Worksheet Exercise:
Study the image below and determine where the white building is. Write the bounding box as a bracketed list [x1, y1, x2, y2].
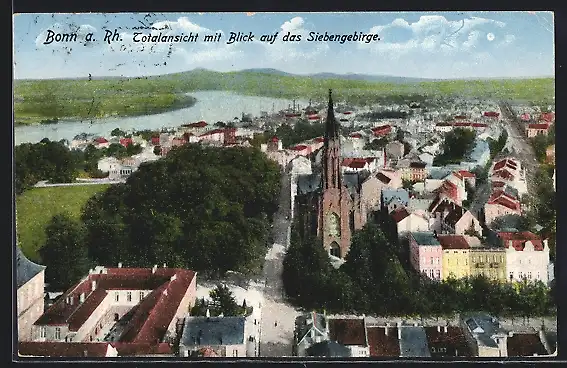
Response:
[498, 231, 551, 284]
[17, 247, 46, 342]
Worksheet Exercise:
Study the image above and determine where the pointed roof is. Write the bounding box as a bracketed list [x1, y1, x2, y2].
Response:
[325, 89, 340, 140]
[16, 247, 45, 289]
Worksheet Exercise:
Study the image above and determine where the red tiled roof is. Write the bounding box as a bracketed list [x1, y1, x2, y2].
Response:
[291, 145, 308, 151]
[424, 327, 472, 357]
[487, 191, 521, 211]
[452, 171, 464, 180]
[493, 159, 518, 171]
[497, 231, 545, 251]
[484, 111, 500, 117]
[410, 161, 427, 169]
[436, 123, 452, 127]
[437, 235, 470, 250]
[454, 115, 466, 119]
[343, 111, 352, 115]
[95, 137, 108, 144]
[350, 133, 363, 138]
[520, 113, 531, 121]
[308, 115, 320, 120]
[329, 319, 367, 346]
[372, 125, 392, 136]
[314, 137, 325, 143]
[199, 129, 225, 137]
[18, 342, 111, 357]
[349, 161, 367, 169]
[184, 121, 208, 128]
[506, 333, 548, 356]
[391, 207, 410, 223]
[539, 112, 555, 123]
[471, 123, 488, 128]
[111, 342, 173, 356]
[453, 122, 471, 127]
[437, 180, 459, 202]
[367, 327, 400, 357]
[492, 181, 506, 188]
[119, 138, 133, 147]
[151, 137, 160, 145]
[493, 169, 515, 180]
[458, 170, 475, 178]
[271, 136, 279, 142]
[527, 123, 549, 130]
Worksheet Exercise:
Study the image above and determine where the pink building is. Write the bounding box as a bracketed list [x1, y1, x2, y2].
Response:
[409, 232, 443, 280]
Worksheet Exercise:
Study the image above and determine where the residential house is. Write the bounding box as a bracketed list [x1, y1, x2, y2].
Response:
[483, 111, 501, 121]
[399, 324, 431, 357]
[391, 208, 430, 239]
[119, 138, 133, 147]
[435, 122, 453, 133]
[17, 247, 46, 342]
[408, 161, 427, 181]
[93, 137, 110, 149]
[32, 265, 197, 347]
[179, 121, 209, 136]
[418, 152, 434, 167]
[484, 191, 522, 226]
[409, 232, 443, 280]
[442, 206, 483, 237]
[506, 331, 549, 357]
[385, 141, 405, 159]
[489, 158, 527, 196]
[497, 231, 550, 284]
[371, 125, 392, 137]
[526, 123, 550, 138]
[413, 179, 444, 195]
[342, 158, 376, 174]
[382, 189, 410, 214]
[265, 136, 283, 152]
[424, 326, 472, 357]
[328, 318, 370, 357]
[366, 324, 401, 357]
[457, 170, 476, 188]
[293, 312, 329, 357]
[461, 314, 508, 357]
[435, 180, 461, 205]
[539, 112, 555, 124]
[178, 316, 256, 357]
[18, 342, 119, 357]
[443, 173, 467, 203]
[305, 341, 351, 357]
[428, 196, 459, 233]
[469, 246, 507, 282]
[289, 144, 311, 157]
[359, 169, 403, 220]
[437, 235, 470, 280]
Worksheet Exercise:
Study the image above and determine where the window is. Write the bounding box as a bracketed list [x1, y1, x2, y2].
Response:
[509, 272, 514, 281]
[448, 258, 451, 265]
[430, 257, 434, 265]
[436, 257, 440, 265]
[40, 327, 46, 339]
[233, 349, 238, 357]
[456, 259, 459, 265]
[436, 270, 441, 279]
[55, 327, 61, 340]
[115, 292, 119, 302]
[528, 272, 532, 279]
[127, 292, 132, 302]
[139, 291, 145, 301]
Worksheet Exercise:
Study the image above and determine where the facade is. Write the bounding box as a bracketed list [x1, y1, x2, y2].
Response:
[497, 231, 550, 284]
[437, 235, 471, 280]
[19, 342, 119, 357]
[526, 123, 549, 138]
[442, 206, 483, 237]
[484, 191, 522, 226]
[424, 326, 472, 357]
[17, 247, 46, 342]
[469, 247, 506, 282]
[461, 314, 508, 357]
[31, 266, 197, 348]
[178, 316, 255, 357]
[392, 208, 430, 239]
[360, 169, 403, 221]
[409, 232, 443, 280]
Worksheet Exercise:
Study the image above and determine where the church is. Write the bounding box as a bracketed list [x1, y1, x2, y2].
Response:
[294, 90, 367, 259]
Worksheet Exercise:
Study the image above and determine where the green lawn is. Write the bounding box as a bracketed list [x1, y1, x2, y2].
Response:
[15, 185, 110, 262]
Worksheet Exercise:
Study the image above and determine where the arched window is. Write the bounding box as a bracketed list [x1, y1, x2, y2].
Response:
[330, 242, 341, 258]
[114, 313, 119, 322]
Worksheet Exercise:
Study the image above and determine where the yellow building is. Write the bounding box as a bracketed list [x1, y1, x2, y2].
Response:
[438, 235, 471, 280]
[469, 247, 506, 282]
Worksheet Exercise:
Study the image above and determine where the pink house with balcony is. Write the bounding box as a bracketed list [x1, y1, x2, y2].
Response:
[409, 232, 443, 280]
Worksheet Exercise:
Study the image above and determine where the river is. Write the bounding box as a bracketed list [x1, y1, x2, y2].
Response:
[14, 91, 308, 145]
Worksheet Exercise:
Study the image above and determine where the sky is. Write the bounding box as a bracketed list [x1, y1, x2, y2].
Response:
[13, 12, 555, 80]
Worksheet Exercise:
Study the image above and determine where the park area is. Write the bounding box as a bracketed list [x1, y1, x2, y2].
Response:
[15, 184, 110, 262]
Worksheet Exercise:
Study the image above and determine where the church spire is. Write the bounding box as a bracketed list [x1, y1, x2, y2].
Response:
[325, 89, 339, 140]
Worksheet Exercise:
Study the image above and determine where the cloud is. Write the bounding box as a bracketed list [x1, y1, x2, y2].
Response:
[35, 23, 97, 48]
[499, 34, 516, 46]
[361, 15, 509, 56]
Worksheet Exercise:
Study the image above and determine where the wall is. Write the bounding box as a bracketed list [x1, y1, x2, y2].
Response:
[398, 214, 430, 238]
[165, 276, 197, 343]
[484, 203, 521, 226]
[443, 249, 470, 280]
[418, 245, 443, 280]
[18, 271, 45, 341]
[454, 212, 483, 237]
[469, 249, 506, 281]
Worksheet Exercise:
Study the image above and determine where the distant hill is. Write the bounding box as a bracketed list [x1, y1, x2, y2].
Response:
[238, 68, 435, 83]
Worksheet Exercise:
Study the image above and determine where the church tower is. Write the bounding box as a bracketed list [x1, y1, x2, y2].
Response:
[318, 89, 353, 258]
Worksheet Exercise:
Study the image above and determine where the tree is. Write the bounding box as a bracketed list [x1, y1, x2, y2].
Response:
[111, 128, 126, 137]
[209, 284, 241, 316]
[435, 128, 476, 165]
[39, 213, 91, 290]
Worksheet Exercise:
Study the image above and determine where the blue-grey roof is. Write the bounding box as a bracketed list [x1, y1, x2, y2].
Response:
[382, 189, 410, 207]
[462, 313, 505, 348]
[297, 173, 321, 195]
[16, 247, 45, 289]
[411, 232, 441, 246]
[399, 326, 431, 357]
[180, 316, 245, 347]
[306, 340, 351, 357]
[503, 185, 519, 199]
[468, 139, 490, 162]
[295, 312, 327, 344]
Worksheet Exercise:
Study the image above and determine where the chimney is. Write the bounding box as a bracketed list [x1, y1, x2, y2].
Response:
[91, 281, 97, 291]
[206, 308, 210, 318]
[444, 325, 448, 333]
[508, 331, 514, 338]
[385, 323, 389, 336]
[170, 274, 177, 281]
[163, 263, 167, 268]
[118, 262, 122, 268]
[397, 324, 402, 340]
[152, 265, 157, 274]
[437, 325, 441, 332]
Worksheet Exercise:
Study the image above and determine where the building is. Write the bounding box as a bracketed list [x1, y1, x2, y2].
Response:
[461, 314, 508, 357]
[382, 188, 410, 214]
[497, 231, 550, 284]
[437, 235, 470, 280]
[366, 324, 401, 357]
[385, 141, 405, 159]
[424, 326, 472, 357]
[178, 316, 255, 357]
[525, 123, 550, 138]
[546, 145, 555, 165]
[293, 312, 329, 357]
[18, 342, 119, 357]
[31, 266, 196, 349]
[469, 247, 507, 282]
[442, 206, 483, 237]
[17, 247, 46, 342]
[409, 232, 443, 280]
[328, 318, 370, 357]
[294, 90, 366, 259]
[359, 169, 403, 220]
[484, 191, 522, 226]
[506, 332, 549, 357]
[399, 324, 431, 357]
[306, 340, 351, 357]
[371, 125, 392, 137]
[391, 208, 430, 239]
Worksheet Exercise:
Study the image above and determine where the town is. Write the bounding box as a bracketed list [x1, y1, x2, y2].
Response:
[16, 88, 556, 359]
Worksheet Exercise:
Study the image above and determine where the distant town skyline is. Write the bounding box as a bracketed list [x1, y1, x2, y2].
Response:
[13, 12, 555, 80]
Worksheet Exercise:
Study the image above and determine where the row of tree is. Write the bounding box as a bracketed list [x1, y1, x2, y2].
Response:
[283, 222, 555, 318]
[487, 129, 509, 159]
[39, 144, 282, 290]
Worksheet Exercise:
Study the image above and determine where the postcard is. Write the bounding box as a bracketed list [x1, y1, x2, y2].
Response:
[14, 11, 556, 360]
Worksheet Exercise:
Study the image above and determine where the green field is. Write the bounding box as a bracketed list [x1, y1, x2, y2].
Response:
[15, 185, 110, 262]
[14, 69, 555, 125]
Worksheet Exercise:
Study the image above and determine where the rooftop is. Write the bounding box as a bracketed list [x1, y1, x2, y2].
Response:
[411, 232, 441, 246]
[399, 326, 431, 357]
[18, 342, 112, 357]
[16, 247, 45, 289]
[306, 340, 351, 357]
[329, 318, 367, 346]
[424, 326, 472, 357]
[506, 333, 548, 357]
[180, 316, 245, 347]
[437, 235, 470, 250]
[462, 313, 506, 348]
[367, 326, 400, 357]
